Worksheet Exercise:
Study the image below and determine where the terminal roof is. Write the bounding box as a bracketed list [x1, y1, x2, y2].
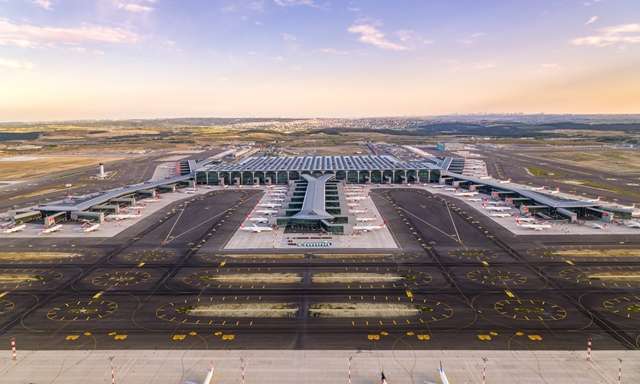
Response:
[291, 174, 334, 221]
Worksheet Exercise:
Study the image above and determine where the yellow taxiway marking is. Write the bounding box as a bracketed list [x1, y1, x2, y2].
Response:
[213, 331, 222, 336]
[565, 260, 575, 266]
[188, 331, 198, 336]
[138, 262, 145, 268]
[504, 290, 515, 298]
[367, 334, 380, 341]
[172, 334, 187, 341]
[0, 292, 8, 299]
[515, 331, 525, 336]
[481, 261, 490, 267]
[417, 334, 430, 341]
[83, 331, 92, 336]
[221, 334, 235, 341]
[114, 334, 127, 341]
[219, 261, 226, 267]
[478, 334, 492, 341]
[92, 291, 104, 299]
[528, 334, 543, 341]
[65, 335, 80, 341]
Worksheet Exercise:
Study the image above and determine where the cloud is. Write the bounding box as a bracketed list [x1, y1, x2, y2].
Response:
[458, 32, 486, 45]
[316, 47, 349, 55]
[273, 0, 316, 6]
[32, 0, 53, 10]
[347, 23, 407, 51]
[586, 16, 599, 25]
[395, 29, 434, 45]
[571, 23, 640, 47]
[0, 57, 34, 70]
[281, 32, 297, 42]
[0, 18, 140, 48]
[115, 0, 156, 13]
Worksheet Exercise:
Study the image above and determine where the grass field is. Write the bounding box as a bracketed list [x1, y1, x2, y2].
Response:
[0, 156, 122, 180]
[534, 150, 640, 175]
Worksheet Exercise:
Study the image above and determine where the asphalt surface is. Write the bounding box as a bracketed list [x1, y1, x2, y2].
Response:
[0, 187, 640, 350]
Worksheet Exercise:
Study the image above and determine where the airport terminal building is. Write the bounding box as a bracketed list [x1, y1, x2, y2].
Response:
[195, 155, 442, 185]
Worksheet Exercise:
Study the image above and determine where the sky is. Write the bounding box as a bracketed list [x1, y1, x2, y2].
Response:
[0, 0, 639, 121]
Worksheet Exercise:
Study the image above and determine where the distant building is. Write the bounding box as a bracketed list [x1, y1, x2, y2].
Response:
[436, 142, 465, 151]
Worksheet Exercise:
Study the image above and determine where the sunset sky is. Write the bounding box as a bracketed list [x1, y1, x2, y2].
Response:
[0, 0, 639, 121]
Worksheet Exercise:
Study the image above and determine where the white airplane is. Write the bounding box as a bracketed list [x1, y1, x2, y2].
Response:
[625, 221, 640, 229]
[530, 186, 545, 191]
[258, 203, 282, 208]
[127, 205, 146, 210]
[41, 224, 63, 234]
[489, 213, 511, 218]
[548, 187, 561, 194]
[444, 187, 456, 192]
[468, 198, 482, 202]
[438, 361, 450, 384]
[483, 205, 512, 212]
[431, 185, 446, 189]
[254, 209, 278, 215]
[516, 219, 551, 231]
[109, 213, 142, 221]
[3, 224, 26, 233]
[248, 216, 269, 223]
[240, 224, 273, 233]
[83, 223, 101, 233]
[585, 196, 602, 203]
[346, 196, 366, 201]
[591, 223, 607, 230]
[498, 179, 512, 184]
[349, 209, 367, 214]
[353, 224, 385, 232]
[516, 217, 536, 223]
[355, 217, 376, 222]
[455, 191, 478, 197]
[265, 198, 285, 202]
[143, 198, 160, 203]
[347, 203, 360, 208]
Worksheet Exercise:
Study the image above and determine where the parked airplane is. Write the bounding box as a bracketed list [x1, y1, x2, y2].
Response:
[498, 179, 512, 184]
[353, 224, 385, 232]
[248, 216, 269, 224]
[431, 185, 446, 189]
[438, 361, 450, 384]
[349, 209, 367, 214]
[258, 203, 282, 208]
[83, 223, 101, 233]
[41, 224, 63, 234]
[127, 205, 146, 210]
[516, 219, 551, 231]
[347, 203, 360, 208]
[444, 187, 456, 192]
[455, 191, 478, 197]
[489, 213, 511, 218]
[109, 213, 142, 220]
[240, 224, 273, 233]
[548, 187, 561, 194]
[3, 224, 26, 233]
[515, 216, 536, 223]
[468, 198, 482, 202]
[530, 186, 545, 191]
[625, 221, 640, 229]
[355, 217, 376, 222]
[591, 223, 607, 230]
[346, 196, 366, 201]
[483, 205, 512, 212]
[265, 198, 285, 202]
[254, 209, 278, 215]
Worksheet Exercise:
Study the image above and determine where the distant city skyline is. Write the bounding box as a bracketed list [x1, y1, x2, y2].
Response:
[1, 0, 639, 121]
